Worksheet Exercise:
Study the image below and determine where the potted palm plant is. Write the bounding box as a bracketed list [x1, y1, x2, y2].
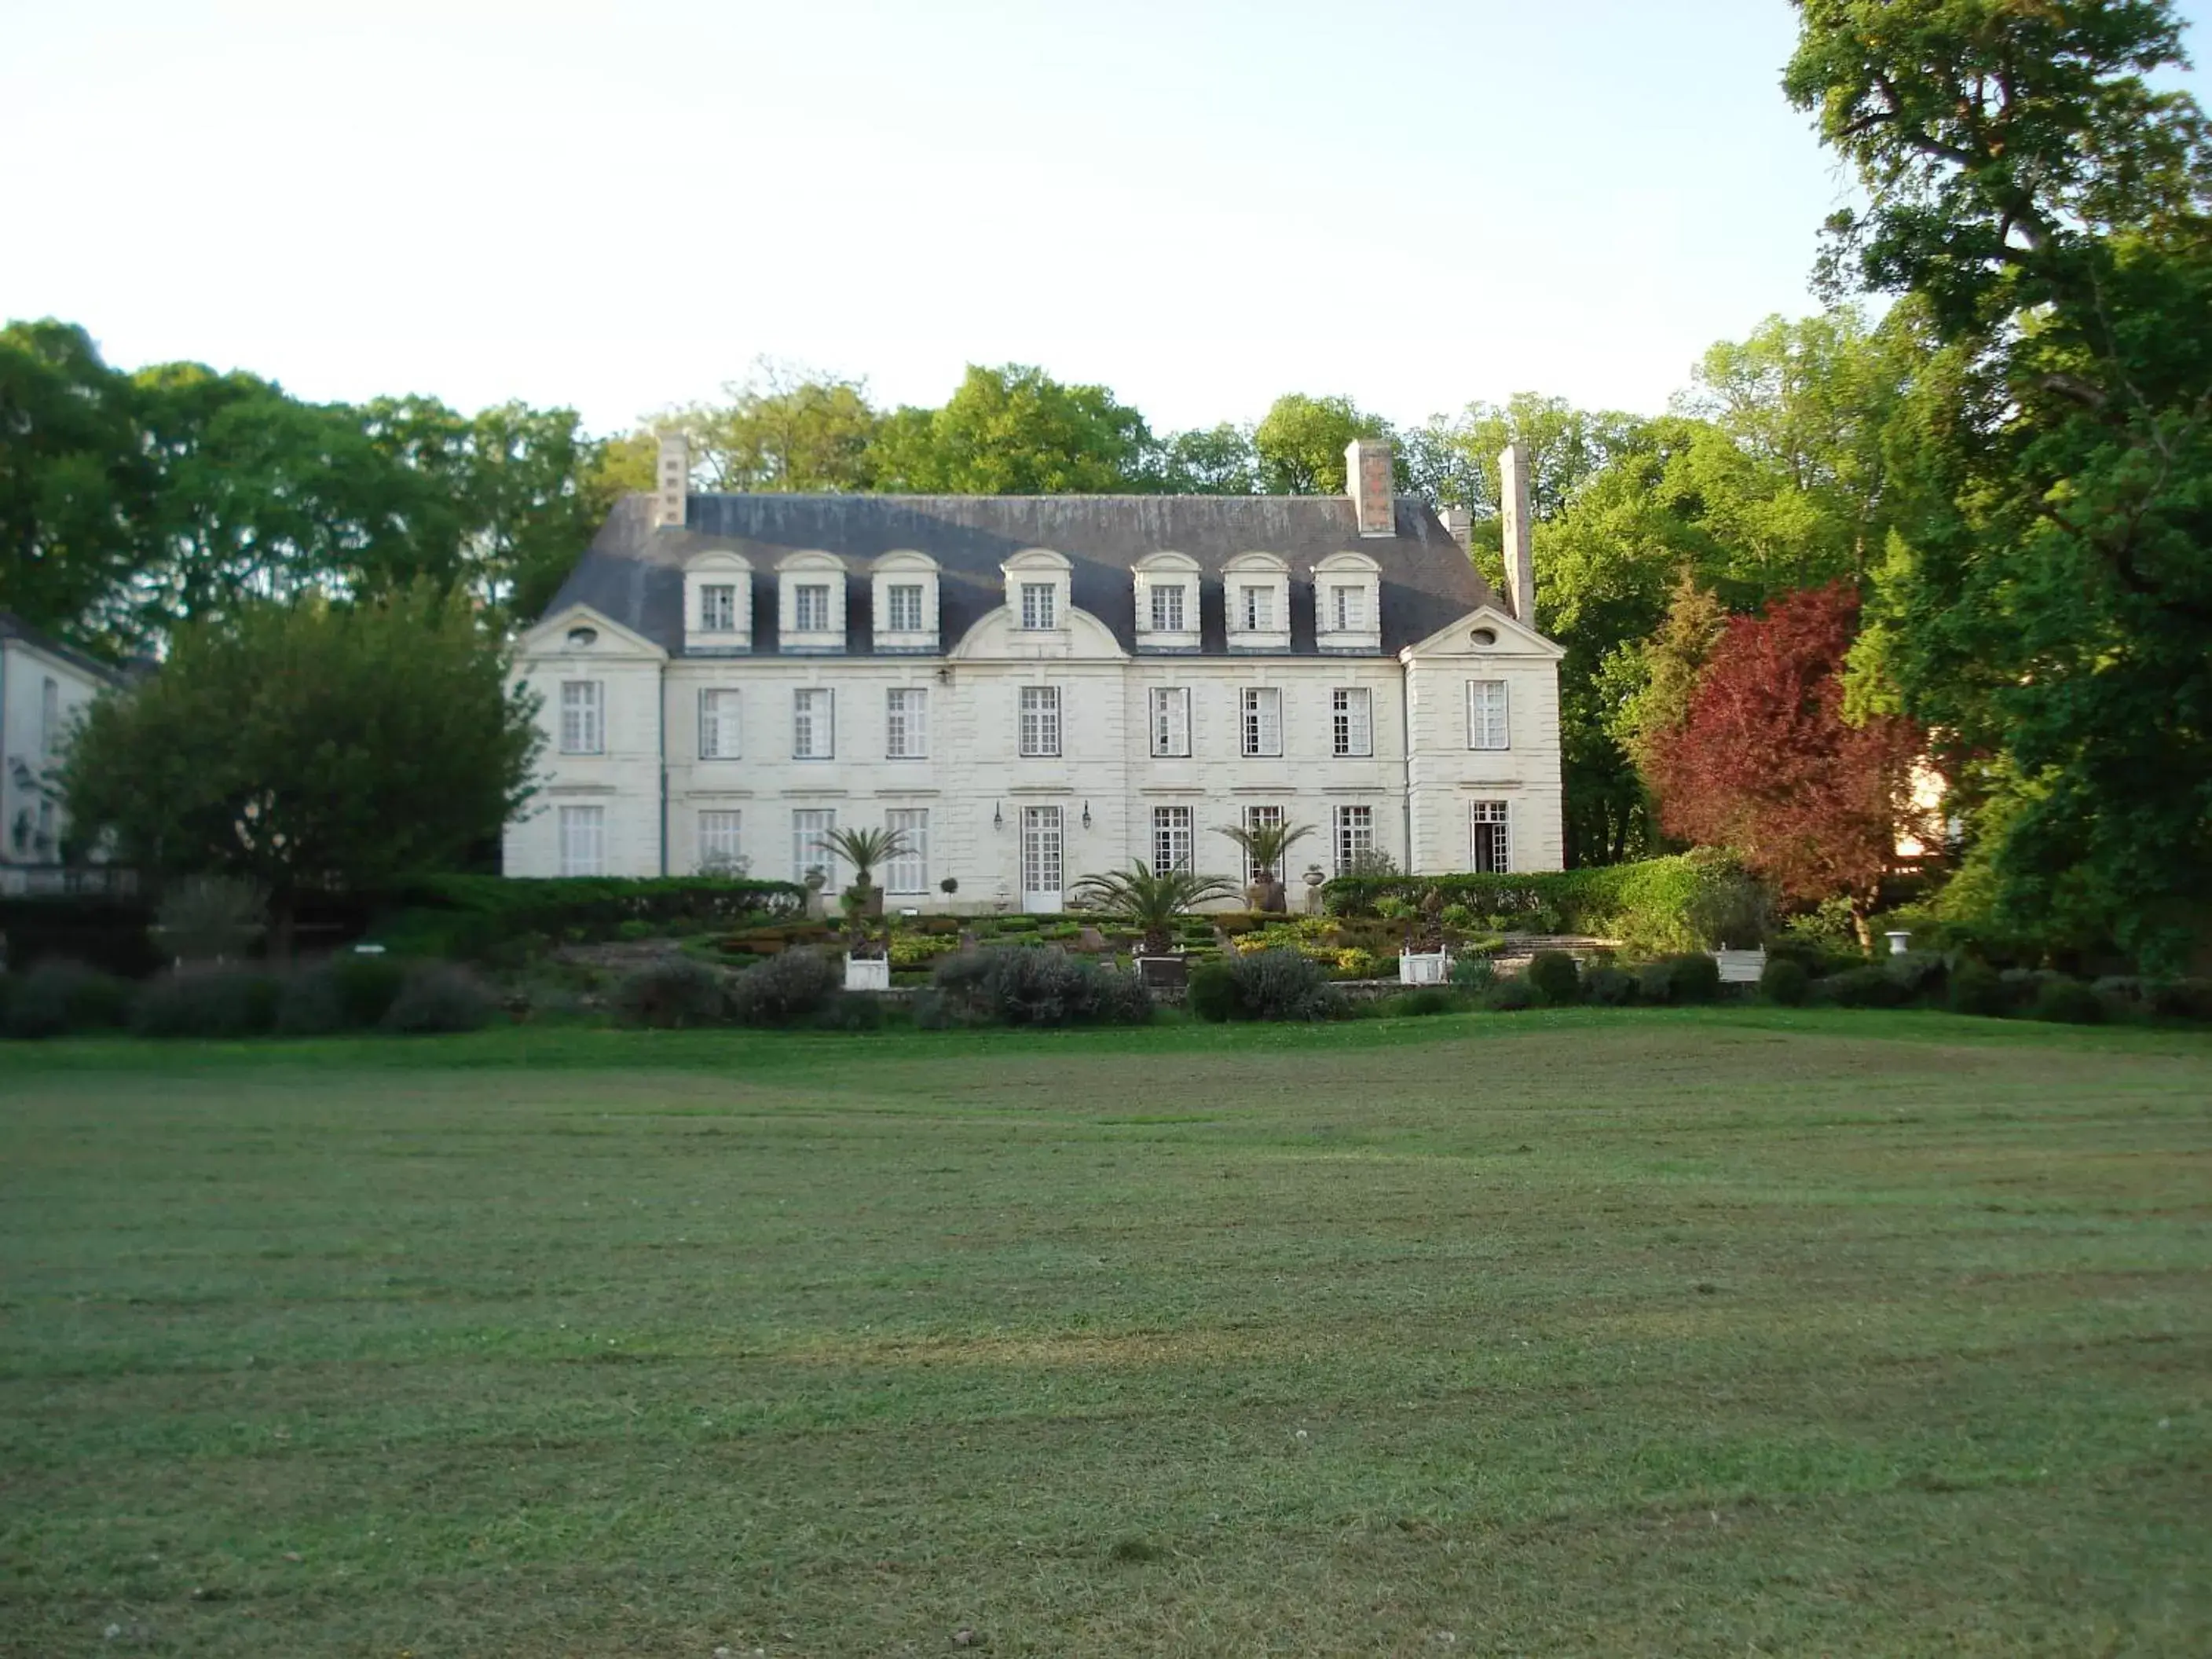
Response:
[1068, 860, 1241, 988]
[819, 825, 913, 989]
[1214, 819, 1316, 914]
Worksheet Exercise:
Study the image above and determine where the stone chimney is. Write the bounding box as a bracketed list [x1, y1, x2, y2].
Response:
[651, 431, 689, 530]
[1499, 440, 1536, 626]
[1438, 503, 1474, 552]
[1345, 438, 1396, 537]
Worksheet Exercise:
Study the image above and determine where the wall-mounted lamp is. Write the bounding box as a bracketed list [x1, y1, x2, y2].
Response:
[936, 665, 953, 685]
[992, 801, 1003, 830]
[1081, 800, 1092, 829]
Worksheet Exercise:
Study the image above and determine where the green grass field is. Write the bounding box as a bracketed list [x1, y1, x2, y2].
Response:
[3, 1009, 2208, 1656]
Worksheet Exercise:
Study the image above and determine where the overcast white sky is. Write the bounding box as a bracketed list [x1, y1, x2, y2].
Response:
[5, 0, 2208, 437]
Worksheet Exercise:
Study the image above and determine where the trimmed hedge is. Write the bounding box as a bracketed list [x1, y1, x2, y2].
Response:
[376, 875, 809, 960]
[1323, 852, 1745, 956]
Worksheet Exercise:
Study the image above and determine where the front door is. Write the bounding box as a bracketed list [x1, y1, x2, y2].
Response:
[1020, 806, 1064, 913]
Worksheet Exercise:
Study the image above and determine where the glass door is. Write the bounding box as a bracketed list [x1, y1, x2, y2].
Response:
[1020, 806, 1064, 913]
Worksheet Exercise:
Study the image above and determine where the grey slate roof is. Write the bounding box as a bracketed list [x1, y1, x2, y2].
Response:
[545, 493, 1500, 657]
[0, 613, 127, 684]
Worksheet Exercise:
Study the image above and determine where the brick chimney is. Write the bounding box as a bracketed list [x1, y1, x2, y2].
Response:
[651, 432, 689, 529]
[1500, 441, 1536, 626]
[1345, 438, 1396, 537]
[1438, 503, 1474, 552]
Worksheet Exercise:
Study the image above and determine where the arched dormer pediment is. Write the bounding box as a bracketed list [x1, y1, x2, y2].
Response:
[870, 549, 940, 653]
[1312, 550, 1382, 654]
[777, 549, 848, 654]
[1133, 550, 1202, 651]
[683, 548, 753, 655]
[1001, 548, 1073, 636]
[1222, 551, 1291, 653]
[947, 601, 1126, 664]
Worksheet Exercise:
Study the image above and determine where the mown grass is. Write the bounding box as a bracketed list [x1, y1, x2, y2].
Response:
[2, 1009, 2207, 1656]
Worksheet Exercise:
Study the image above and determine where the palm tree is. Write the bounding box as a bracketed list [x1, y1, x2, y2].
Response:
[1068, 860, 1242, 955]
[820, 824, 913, 918]
[1214, 818, 1317, 909]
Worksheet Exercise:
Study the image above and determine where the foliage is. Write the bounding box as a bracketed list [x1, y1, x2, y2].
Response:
[275, 955, 411, 1035]
[1788, 0, 2212, 972]
[1760, 957, 1814, 1007]
[1481, 974, 1538, 1012]
[1449, 954, 1499, 994]
[1251, 394, 1396, 495]
[611, 959, 731, 1030]
[1637, 954, 1723, 1006]
[130, 966, 281, 1038]
[1948, 960, 2009, 1018]
[1067, 860, 1240, 955]
[869, 364, 1155, 493]
[1386, 987, 1459, 1018]
[1816, 965, 1911, 1009]
[1214, 818, 1316, 883]
[1582, 965, 1640, 1006]
[1324, 851, 1749, 957]
[1526, 950, 1582, 1007]
[926, 948, 1151, 1028]
[2028, 976, 2105, 1027]
[1648, 584, 1928, 945]
[820, 826, 911, 893]
[62, 587, 542, 954]
[0, 896, 163, 979]
[2, 959, 132, 1038]
[727, 950, 840, 1028]
[151, 877, 266, 964]
[1185, 948, 1340, 1023]
[380, 963, 500, 1034]
[379, 874, 806, 959]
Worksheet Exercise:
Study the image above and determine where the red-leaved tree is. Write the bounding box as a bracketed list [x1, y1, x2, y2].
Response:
[1647, 583, 1928, 949]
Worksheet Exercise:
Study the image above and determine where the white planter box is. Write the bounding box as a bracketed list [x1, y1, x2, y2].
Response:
[1712, 948, 1767, 985]
[843, 955, 891, 991]
[1399, 950, 1451, 986]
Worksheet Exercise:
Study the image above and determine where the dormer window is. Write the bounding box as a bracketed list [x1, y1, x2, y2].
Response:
[999, 548, 1072, 642]
[870, 550, 940, 653]
[682, 550, 753, 655]
[1133, 550, 1202, 652]
[1222, 551, 1291, 652]
[1313, 551, 1382, 654]
[1020, 582, 1057, 631]
[777, 551, 847, 653]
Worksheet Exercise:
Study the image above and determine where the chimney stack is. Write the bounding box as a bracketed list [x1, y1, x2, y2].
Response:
[1439, 503, 1473, 552]
[1345, 438, 1396, 537]
[1499, 440, 1536, 626]
[651, 431, 689, 529]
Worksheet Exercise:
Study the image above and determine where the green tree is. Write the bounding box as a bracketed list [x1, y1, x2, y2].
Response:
[1788, 0, 2212, 969]
[662, 357, 884, 493]
[1152, 423, 1260, 493]
[866, 364, 1153, 493]
[61, 586, 542, 955]
[1251, 394, 1394, 494]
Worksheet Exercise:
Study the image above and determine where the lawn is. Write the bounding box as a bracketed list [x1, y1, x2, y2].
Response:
[2, 1009, 2208, 1657]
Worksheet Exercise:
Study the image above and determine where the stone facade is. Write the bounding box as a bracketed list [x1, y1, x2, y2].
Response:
[0, 613, 123, 886]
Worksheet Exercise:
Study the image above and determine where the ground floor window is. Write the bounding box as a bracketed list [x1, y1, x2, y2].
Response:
[1470, 800, 1511, 873]
[558, 805, 605, 877]
[884, 808, 929, 894]
[792, 808, 838, 886]
[1332, 804, 1375, 877]
[698, 809, 743, 874]
[1152, 805, 1192, 873]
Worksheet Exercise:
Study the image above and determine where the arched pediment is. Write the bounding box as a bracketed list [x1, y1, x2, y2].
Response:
[948, 602, 1127, 662]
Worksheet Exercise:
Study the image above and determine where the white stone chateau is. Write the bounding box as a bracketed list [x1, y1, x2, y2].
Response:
[504, 438, 1565, 910]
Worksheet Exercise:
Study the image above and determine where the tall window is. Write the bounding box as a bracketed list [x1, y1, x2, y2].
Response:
[1469, 679, 1511, 750]
[1335, 585, 1369, 632]
[1333, 804, 1375, 876]
[1240, 804, 1284, 885]
[558, 680, 603, 755]
[1238, 585, 1274, 632]
[699, 584, 738, 633]
[885, 808, 929, 893]
[1149, 687, 1190, 757]
[886, 584, 925, 632]
[1020, 582, 1057, 630]
[1152, 805, 1193, 873]
[1020, 805, 1064, 898]
[698, 810, 743, 871]
[40, 677, 60, 756]
[1019, 685, 1060, 756]
[1331, 687, 1372, 757]
[793, 688, 833, 759]
[558, 805, 605, 876]
[1471, 800, 1511, 873]
[793, 583, 832, 633]
[792, 808, 838, 885]
[1149, 584, 1186, 633]
[1240, 687, 1282, 756]
[698, 688, 742, 760]
[885, 687, 928, 758]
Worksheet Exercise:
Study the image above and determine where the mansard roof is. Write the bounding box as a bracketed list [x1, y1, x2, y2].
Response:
[543, 493, 1500, 657]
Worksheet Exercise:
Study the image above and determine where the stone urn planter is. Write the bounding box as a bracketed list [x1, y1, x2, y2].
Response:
[1245, 876, 1287, 914]
[1134, 954, 1188, 991]
[1399, 949, 1451, 987]
[843, 954, 891, 991]
[843, 883, 884, 922]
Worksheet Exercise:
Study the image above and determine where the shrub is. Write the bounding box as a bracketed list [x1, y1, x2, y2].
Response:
[611, 958, 731, 1029]
[1450, 954, 1498, 993]
[928, 947, 1151, 1027]
[1481, 974, 1536, 1012]
[815, 991, 888, 1031]
[2029, 976, 2104, 1025]
[1884, 950, 1949, 1002]
[273, 954, 409, 1035]
[1583, 965, 1640, 1006]
[1948, 960, 2008, 1017]
[1185, 949, 1339, 1023]
[1387, 987, 1459, 1017]
[727, 949, 840, 1027]
[381, 964, 500, 1034]
[130, 967, 281, 1038]
[1759, 957, 1813, 1006]
[4, 960, 132, 1039]
[1186, 960, 1237, 1023]
[1527, 950, 1580, 1006]
[1818, 965, 1909, 1009]
[2145, 978, 2212, 1022]
[151, 876, 266, 964]
[1636, 953, 1722, 1005]
[375, 874, 808, 960]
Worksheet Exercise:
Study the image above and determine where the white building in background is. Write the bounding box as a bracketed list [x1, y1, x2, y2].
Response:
[0, 613, 123, 893]
[503, 438, 1566, 911]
